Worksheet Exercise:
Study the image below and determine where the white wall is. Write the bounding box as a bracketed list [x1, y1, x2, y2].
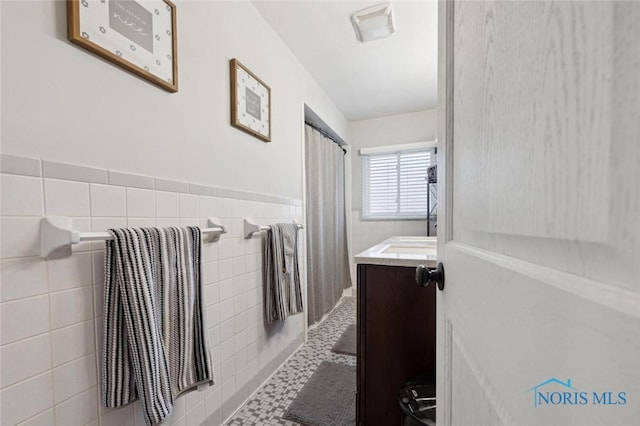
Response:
[0, 1, 347, 425]
[0, 0, 347, 199]
[348, 110, 437, 263]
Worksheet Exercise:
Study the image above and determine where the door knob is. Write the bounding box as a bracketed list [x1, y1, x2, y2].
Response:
[415, 263, 445, 291]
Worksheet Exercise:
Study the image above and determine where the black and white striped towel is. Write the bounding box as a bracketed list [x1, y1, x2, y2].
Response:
[264, 223, 304, 323]
[102, 227, 214, 425]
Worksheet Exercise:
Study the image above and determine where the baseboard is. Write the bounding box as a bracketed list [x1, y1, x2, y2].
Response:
[212, 332, 305, 425]
[308, 294, 354, 332]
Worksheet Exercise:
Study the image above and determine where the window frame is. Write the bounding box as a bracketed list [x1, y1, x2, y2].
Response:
[361, 147, 435, 221]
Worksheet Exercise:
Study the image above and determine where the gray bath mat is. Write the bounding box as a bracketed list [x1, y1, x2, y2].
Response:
[284, 361, 356, 426]
[331, 323, 357, 356]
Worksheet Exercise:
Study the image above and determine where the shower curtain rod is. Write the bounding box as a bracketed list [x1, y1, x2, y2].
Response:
[305, 121, 347, 154]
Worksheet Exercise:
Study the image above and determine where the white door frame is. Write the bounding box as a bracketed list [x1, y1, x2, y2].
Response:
[436, 0, 454, 422]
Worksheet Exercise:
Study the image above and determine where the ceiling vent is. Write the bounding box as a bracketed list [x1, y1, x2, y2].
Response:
[350, 3, 395, 43]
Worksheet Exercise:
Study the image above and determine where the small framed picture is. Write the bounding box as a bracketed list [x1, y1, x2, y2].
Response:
[68, 0, 178, 92]
[230, 59, 271, 142]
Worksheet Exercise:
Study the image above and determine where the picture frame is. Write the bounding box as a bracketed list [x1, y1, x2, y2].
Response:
[67, 0, 178, 92]
[230, 59, 271, 142]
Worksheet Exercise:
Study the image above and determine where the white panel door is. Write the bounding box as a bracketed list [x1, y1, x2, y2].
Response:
[436, 1, 640, 425]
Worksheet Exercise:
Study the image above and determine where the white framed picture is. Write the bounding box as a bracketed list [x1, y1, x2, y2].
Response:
[68, 0, 178, 92]
[230, 59, 271, 142]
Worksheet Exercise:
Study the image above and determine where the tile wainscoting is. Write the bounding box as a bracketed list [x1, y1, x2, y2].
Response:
[0, 154, 306, 426]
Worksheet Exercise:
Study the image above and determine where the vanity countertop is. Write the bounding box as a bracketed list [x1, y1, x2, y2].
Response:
[354, 236, 437, 268]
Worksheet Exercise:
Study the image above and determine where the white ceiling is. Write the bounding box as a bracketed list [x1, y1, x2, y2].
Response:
[252, 1, 438, 122]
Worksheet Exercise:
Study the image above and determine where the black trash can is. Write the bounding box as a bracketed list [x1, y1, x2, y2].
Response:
[399, 380, 436, 426]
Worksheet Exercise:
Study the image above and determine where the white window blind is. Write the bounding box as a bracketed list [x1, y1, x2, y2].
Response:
[362, 148, 435, 219]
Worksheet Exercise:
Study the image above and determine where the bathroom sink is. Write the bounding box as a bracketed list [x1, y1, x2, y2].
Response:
[381, 244, 435, 255]
[355, 236, 437, 267]
[381, 236, 437, 255]
[386, 236, 437, 245]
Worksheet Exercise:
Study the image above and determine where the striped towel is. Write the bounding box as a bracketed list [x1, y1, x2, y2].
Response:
[264, 223, 304, 322]
[102, 227, 214, 425]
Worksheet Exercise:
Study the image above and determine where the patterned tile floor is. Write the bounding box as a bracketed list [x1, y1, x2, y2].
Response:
[226, 297, 356, 425]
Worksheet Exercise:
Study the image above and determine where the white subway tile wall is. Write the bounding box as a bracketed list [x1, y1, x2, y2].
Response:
[43, 179, 90, 217]
[0, 158, 305, 426]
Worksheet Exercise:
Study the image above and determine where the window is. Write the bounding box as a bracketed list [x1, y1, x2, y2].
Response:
[362, 148, 435, 219]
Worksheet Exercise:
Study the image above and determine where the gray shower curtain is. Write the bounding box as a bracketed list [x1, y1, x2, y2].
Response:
[305, 124, 351, 325]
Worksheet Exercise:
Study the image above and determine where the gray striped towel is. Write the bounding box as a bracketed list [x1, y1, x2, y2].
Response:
[102, 227, 214, 425]
[264, 223, 304, 323]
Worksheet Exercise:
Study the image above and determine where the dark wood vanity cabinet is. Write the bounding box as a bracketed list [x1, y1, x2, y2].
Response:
[356, 263, 436, 426]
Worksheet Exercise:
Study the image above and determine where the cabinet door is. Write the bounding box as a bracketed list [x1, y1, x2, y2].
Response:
[358, 264, 436, 425]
